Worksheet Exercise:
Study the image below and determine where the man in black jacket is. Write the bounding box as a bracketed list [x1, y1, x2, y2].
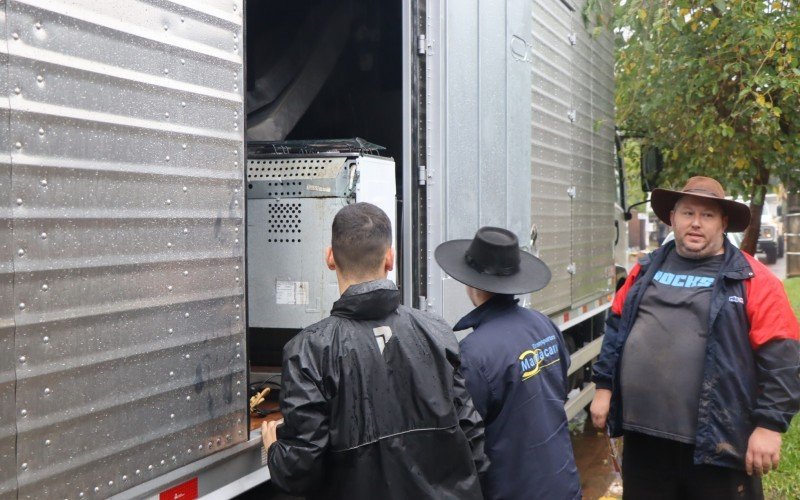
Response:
[262, 202, 489, 499]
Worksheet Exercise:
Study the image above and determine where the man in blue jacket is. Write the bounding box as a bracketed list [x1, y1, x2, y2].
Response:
[436, 227, 582, 500]
[590, 176, 800, 499]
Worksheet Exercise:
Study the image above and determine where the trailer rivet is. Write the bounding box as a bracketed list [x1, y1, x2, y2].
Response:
[234, 239, 239, 244]
[36, 75, 44, 83]
[16, 198, 23, 206]
[135, 469, 141, 475]
[184, 312, 190, 318]
[44, 387, 50, 395]
[160, 460, 165, 465]
[18, 302, 25, 310]
[182, 186, 188, 192]
[163, 24, 168, 31]
[42, 335, 49, 342]
[235, 353, 241, 359]
[180, 59, 185, 65]
[45, 439, 51, 446]
[235, 315, 241, 321]
[236, 342, 240, 347]
[14, 87, 21, 95]
[167, 242, 172, 248]
[79, 492, 85, 497]
[165, 155, 170, 162]
[187, 448, 192, 454]
[237, 418, 242, 424]
[122, 475, 127, 481]
[41, 284, 48, 291]
[169, 371, 174, 376]
[234, 266, 239, 271]
[167, 285, 173, 291]
[198, 444, 203, 450]
[165, 199, 171, 205]
[170, 413, 175, 419]
[108, 481, 114, 487]
[183, 271, 189, 276]
[19, 355, 26, 362]
[21, 463, 27, 470]
[148, 465, 153, 470]
[35, 22, 42, 30]
[20, 409, 27, 416]
[164, 112, 170, 118]
[40, 232, 47, 239]
[180, 17, 185, 23]
[226, 434, 232, 441]
[171, 455, 176, 461]
[40, 179, 47, 187]
[18, 249, 24, 257]
[15, 142, 22, 149]
[234, 200, 239, 206]
[185, 354, 190, 359]
[236, 391, 241, 396]
[183, 228, 188, 234]
[38, 128, 44, 136]
[168, 328, 174, 334]
[94, 487, 100, 492]
[164, 68, 169, 75]
[182, 143, 187, 149]
[12, 33, 19, 40]
[236, 380, 241, 385]
[208, 441, 212, 448]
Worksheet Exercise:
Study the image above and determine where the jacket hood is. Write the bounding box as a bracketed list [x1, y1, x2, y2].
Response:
[453, 294, 517, 331]
[330, 279, 401, 320]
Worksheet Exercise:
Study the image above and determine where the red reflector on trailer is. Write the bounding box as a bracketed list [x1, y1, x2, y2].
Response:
[160, 477, 198, 500]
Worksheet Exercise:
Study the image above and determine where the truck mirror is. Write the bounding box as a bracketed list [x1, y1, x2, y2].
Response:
[641, 146, 663, 193]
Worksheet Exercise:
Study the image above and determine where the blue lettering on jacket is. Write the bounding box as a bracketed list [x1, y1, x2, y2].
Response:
[653, 270, 714, 288]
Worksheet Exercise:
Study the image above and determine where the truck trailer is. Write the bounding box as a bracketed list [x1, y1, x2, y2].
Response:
[0, 0, 624, 498]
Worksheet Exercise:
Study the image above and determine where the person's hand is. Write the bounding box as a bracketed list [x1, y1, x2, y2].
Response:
[590, 389, 612, 429]
[261, 419, 283, 451]
[746, 427, 782, 476]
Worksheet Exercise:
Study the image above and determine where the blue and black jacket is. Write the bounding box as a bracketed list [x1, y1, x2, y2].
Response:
[593, 239, 800, 470]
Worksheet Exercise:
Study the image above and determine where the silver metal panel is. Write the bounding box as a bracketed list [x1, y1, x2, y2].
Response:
[247, 197, 343, 329]
[573, 1, 615, 304]
[0, 1, 19, 498]
[246, 157, 350, 199]
[431, 0, 533, 324]
[6, 0, 246, 497]
[530, 0, 574, 314]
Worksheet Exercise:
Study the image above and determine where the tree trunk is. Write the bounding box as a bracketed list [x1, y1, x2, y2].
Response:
[740, 162, 770, 256]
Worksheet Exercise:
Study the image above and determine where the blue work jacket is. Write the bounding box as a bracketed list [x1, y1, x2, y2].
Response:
[455, 294, 582, 500]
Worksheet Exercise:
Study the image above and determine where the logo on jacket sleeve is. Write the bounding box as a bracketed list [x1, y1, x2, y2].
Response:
[518, 335, 560, 381]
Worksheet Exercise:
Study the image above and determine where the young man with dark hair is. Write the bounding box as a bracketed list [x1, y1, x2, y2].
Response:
[262, 202, 489, 499]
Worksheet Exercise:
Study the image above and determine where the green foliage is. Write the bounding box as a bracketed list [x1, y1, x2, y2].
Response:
[613, 1, 800, 193]
[763, 278, 800, 499]
[613, 0, 800, 252]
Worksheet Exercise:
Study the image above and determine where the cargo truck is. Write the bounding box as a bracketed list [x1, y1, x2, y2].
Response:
[0, 0, 624, 498]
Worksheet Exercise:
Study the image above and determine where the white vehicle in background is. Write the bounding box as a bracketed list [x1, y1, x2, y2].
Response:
[758, 194, 784, 264]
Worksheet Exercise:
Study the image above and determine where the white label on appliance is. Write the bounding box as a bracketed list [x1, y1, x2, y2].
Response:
[276, 281, 310, 305]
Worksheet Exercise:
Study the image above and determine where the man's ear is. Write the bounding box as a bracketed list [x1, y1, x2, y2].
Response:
[384, 247, 395, 272]
[669, 210, 675, 227]
[325, 246, 337, 271]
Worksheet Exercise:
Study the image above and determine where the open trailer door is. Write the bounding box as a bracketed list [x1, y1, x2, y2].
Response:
[2, 1, 248, 497]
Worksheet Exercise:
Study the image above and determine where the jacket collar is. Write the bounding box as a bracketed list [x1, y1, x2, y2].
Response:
[330, 279, 401, 320]
[453, 294, 518, 331]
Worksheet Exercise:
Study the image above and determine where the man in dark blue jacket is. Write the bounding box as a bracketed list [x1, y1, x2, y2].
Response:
[590, 177, 800, 499]
[436, 227, 582, 500]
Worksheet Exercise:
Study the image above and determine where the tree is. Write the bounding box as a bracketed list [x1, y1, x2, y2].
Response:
[611, 0, 800, 254]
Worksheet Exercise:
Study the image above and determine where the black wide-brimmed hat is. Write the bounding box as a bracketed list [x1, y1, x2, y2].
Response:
[651, 176, 751, 232]
[434, 227, 551, 295]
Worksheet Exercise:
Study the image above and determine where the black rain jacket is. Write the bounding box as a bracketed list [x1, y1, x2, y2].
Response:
[267, 279, 489, 499]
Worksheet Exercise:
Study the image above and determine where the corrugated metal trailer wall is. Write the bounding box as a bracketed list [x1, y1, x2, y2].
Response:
[530, 0, 614, 315]
[2, 0, 247, 497]
[1, 2, 19, 498]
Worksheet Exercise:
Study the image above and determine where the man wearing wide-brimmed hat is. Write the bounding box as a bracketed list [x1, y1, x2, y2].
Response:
[436, 227, 581, 500]
[590, 176, 799, 499]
